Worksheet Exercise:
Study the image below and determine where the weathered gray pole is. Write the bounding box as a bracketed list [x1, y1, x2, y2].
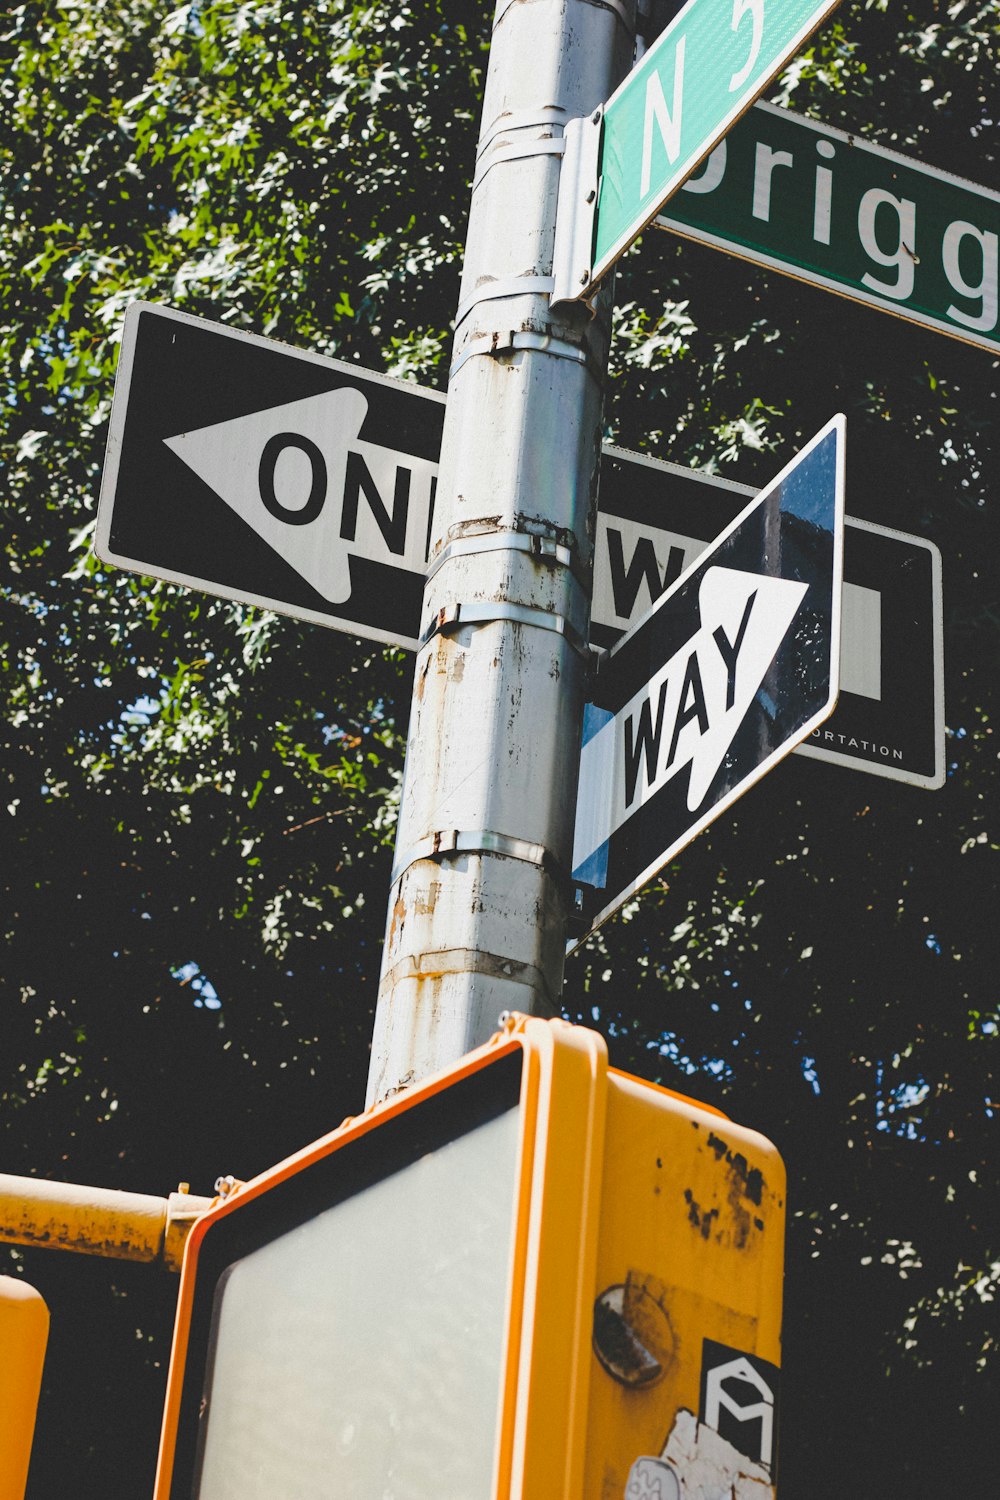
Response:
[366, 0, 637, 1105]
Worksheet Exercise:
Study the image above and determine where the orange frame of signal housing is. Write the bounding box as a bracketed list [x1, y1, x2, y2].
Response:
[153, 1014, 785, 1500]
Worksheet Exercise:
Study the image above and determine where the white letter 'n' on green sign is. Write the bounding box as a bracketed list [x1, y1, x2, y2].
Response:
[640, 38, 685, 198]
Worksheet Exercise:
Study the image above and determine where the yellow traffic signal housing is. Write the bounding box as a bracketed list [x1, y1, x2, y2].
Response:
[154, 1016, 784, 1499]
[0, 1276, 49, 1500]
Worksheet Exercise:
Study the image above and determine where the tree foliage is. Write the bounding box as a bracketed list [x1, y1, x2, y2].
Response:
[1, 1, 997, 1496]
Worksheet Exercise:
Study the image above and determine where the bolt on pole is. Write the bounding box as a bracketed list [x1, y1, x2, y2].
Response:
[367, 0, 637, 1105]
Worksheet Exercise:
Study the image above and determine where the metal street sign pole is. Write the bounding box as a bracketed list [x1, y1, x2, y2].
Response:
[552, 0, 842, 303]
[656, 100, 1000, 354]
[365, 0, 637, 1105]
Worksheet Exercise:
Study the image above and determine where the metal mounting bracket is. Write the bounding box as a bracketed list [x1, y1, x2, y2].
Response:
[551, 111, 604, 307]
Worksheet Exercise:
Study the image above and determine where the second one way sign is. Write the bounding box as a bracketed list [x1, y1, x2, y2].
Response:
[572, 416, 845, 940]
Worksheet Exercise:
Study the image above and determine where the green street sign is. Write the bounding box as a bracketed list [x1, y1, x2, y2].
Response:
[657, 100, 1000, 354]
[553, 0, 842, 300]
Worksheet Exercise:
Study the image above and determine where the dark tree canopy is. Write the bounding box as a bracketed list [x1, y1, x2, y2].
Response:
[1, 2, 997, 1496]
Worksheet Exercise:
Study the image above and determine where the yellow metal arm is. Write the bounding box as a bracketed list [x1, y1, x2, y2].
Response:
[0, 1175, 215, 1273]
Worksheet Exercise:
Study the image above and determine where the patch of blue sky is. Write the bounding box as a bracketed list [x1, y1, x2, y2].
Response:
[171, 959, 221, 1010]
[875, 1063, 931, 1140]
[119, 694, 162, 727]
[646, 1032, 733, 1082]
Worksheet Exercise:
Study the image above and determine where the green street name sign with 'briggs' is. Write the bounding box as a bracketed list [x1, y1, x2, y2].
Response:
[553, 0, 842, 300]
[657, 100, 1000, 353]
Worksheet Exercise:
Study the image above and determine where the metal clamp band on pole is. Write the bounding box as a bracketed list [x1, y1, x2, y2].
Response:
[378, 947, 558, 1013]
[419, 598, 589, 657]
[425, 528, 576, 587]
[473, 135, 565, 192]
[494, 0, 635, 35]
[477, 105, 570, 158]
[448, 327, 597, 381]
[391, 827, 561, 889]
[454, 275, 556, 330]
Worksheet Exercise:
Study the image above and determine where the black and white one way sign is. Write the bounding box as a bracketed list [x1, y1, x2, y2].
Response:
[96, 302, 444, 650]
[98, 305, 939, 794]
[593, 452, 944, 790]
[572, 417, 845, 939]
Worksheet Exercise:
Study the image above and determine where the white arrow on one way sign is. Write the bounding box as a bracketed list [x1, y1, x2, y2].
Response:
[163, 388, 436, 608]
[572, 415, 845, 944]
[573, 566, 808, 878]
[95, 302, 446, 650]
